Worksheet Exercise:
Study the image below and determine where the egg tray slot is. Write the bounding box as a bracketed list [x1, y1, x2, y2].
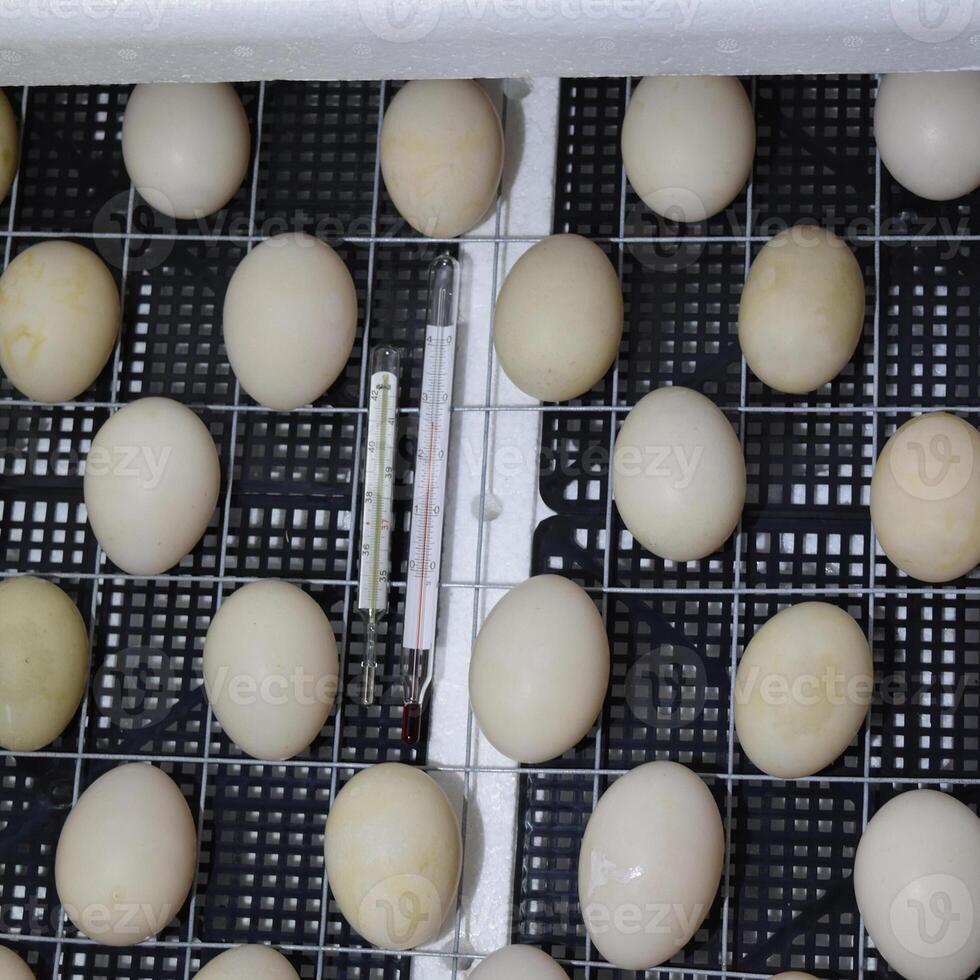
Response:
[513, 75, 980, 979]
[0, 80, 460, 980]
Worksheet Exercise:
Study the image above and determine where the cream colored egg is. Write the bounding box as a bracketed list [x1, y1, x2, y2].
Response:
[203, 579, 339, 761]
[875, 72, 980, 201]
[855, 790, 980, 980]
[469, 945, 568, 980]
[734, 602, 872, 779]
[469, 575, 609, 764]
[622, 75, 755, 223]
[194, 944, 300, 980]
[55, 763, 197, 946]
[223, 233, 358, 410]
[870, 412, 980, 582]
[84, 397, 220, 576]
[0, 90, 18, 205]
[579, 761, 724, 970]
[612, 386, 746, 561]
[773, 974, 820, 980]
[739, 225, 865, 394]
[0, 945, 35, 980]
[324, 763, 461, 950]
[0, 241, 120, 402]
[380, 79, 504, 238]
[0, 576, 88, 752]
[123, 82, 251, 219]
[492, 234, 623, 402]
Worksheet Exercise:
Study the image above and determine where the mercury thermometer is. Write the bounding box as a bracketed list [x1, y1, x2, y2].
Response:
[402, 252, 461, 745]
[357, 345, 400, 707]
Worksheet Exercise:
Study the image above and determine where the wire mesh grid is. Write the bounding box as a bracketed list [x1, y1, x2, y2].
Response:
[0, 72, 978, 980]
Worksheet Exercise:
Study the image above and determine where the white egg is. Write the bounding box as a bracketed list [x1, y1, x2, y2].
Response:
[773, 974, 820, 980]
[870, 412, 980, 582]
[0, 89, 18, 205]
[875, 72, 980, 201]
[324, 763, 461, 950]
[223, 233, 358, 410]
[0, 241, 120, 403]
[55, 763, 197, 946]
[468, 945, 568, 979]
[194, 944, 299, 980]
[492, 234, 623, 402]
[0, 576, 88, 752]
[469, 575, 609, 764]
[579, 761, 724, 970]
[380, 79, 504, 238]
[622, 75, 755, 223]
[0, 945, 34, 980]
[84, 397, 221, 576]
[855, 789, 980, 980]
[738, 225, 865, 394]
[734, 602, 873, 779]
[203, 579, 339, 761]
[123, 83, 251, 219]
[612, 386, 746, 562]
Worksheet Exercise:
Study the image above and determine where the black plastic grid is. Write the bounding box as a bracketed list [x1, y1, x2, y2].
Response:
[517, 73, 980, 980]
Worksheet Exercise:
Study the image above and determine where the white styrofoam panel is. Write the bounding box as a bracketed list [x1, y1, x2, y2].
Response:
[1, 0, 980, 85]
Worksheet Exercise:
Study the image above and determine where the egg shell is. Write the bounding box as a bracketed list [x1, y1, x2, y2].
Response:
[622, 75, 755, 223]
[578, 761, 724, 970]
[734, 602, 872, 779]
[0, 89, 18, 205]
[0, 576, 89, 752]
[870, 412, 980, 583]
[223, 233, 358, 410]
[875, 72, 980, 201]
[738, 225, 865, 394]
[194, 944, 300, 980]
[55, 763, 197, 946]
[0, 945, 34, 980]
[773, 974, 820, 980]
[380, 79, 504, 238]
[612, 386, 746, 562]
[468, 945, 568, 979]
[492, 234, 623, 402]
[469, 575, 609, 764]
[122, 82, 250, 219]
[203, 579, 339, 761]
[83, 397, 221, 576]
[855, 789, 980, 980]
[324, 763, 461, 950]
[0, 240, 120, 403]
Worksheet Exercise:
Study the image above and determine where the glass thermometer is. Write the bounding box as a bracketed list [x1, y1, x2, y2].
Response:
[401, 253, 460, 745]
[357, 345, 400, 706]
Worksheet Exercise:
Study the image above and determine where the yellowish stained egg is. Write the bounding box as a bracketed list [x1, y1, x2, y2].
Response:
[855, 790, 980, 980]
[492, 234, 623, 402]
[84, 398, 221, 576]
[0, 945, 34, 980]
[194, 945, 300, 980]
[223, 233, 358, 410]
[579, 761, 724, 970]
[734, 602, 873, 779]
[0, 576, 88, 752]
[325, 763, 461, 950]
[468, 945, 568, 979]
[380, 79, 504, 238]
[0, 90, 18, 205]
[870, 412, 980, 582]
[203, 579, 339, 761]
[0, 241, 120, 402]
[55, 763, 197, 946]
[123, 82, 251, 219]
[622, 75, 755, 223]
[738, 225, 865, 394]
